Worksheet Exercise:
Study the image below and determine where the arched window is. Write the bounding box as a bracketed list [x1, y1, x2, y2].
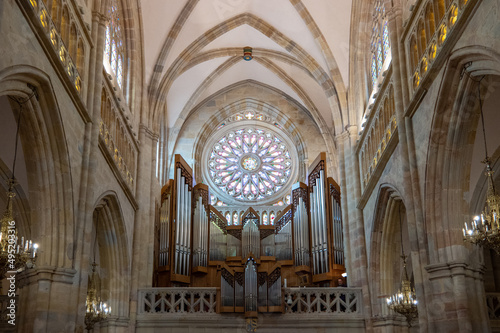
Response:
[104, 0, 125, 89]
[370, 0, 391, 91]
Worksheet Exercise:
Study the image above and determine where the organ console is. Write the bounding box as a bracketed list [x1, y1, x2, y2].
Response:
[153, 153, 345, 316]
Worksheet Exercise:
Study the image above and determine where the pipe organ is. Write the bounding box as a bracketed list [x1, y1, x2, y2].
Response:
[153, 153, 345, 315]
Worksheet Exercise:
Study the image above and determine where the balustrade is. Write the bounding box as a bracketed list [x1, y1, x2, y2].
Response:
[138, 288, 217, 314]
[358, 83, 397, 191]
[404, 0, 475, 94]
[27, 0, 89, 96]
[283, 287, 362, 315]
[99, 87, 137, 189]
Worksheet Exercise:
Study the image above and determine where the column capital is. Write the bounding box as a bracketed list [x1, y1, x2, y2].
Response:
[16, 266, 77, 288]
[92, 11, 109, 26]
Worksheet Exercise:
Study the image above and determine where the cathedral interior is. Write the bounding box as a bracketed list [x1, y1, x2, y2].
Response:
[0, 0, 500, 332]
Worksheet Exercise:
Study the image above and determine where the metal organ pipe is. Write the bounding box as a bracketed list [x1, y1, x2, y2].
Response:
[185, 182, 192, 276]
[301, 198, 310, 267]
[175, 168, 181, 274]
[310, 188, 318, 274]
[318, 170, 327, 274]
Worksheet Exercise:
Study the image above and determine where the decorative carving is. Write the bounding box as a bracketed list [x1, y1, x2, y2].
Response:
[221, 268, 234, 285]
[292, 186, 308, 211]
[268, 267, 281, 285]
[227, 228, 242, 240]
[260, 228, 274, 240]
[210, 210, 227, 234]
[275, 209, 292, 234]
[242, 211, 259, 228]
[308, 159, 325, 191]
[193, 186, 209, 211]
[329, 183, 341, 204]
[176, 162, 193, 190]
[258, 272, 267, 286]
[235, 272, 244, 286]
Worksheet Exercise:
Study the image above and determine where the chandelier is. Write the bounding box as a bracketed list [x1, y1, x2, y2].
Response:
[463, 79, 500, 252]
[85, 212, 110, 331]
[0, 94, 39, 279]
[386, 254, 418, 326]
[386, 206, 418, 327]
[0, 179, 38, 279]
[85, 262, 111, 330]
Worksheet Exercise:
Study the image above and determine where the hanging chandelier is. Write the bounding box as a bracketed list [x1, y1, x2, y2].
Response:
[0, 94, 39, 279]
[463, 159, 500, 251]
[85, 212, 110, 331]
[463, 78, 500, 252]
[386, 206, 418, 327]
[85, 262, 111, 330]
[0, 179, 38, 279]
[386, 254, 418, 326]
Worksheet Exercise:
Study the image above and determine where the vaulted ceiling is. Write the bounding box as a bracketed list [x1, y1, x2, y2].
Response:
[142, 0, 353, 135]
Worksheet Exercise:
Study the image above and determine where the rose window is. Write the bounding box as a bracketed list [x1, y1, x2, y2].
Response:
[208, 128, 293, 201]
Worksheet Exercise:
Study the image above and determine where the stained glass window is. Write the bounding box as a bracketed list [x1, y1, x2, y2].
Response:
[104, 0, 124, 89]
[208, 127, 293, 202]
[370, 0, 391, 91]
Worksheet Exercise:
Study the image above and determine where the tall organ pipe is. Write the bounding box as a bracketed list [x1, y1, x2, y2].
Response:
[175, 168, 181, 274]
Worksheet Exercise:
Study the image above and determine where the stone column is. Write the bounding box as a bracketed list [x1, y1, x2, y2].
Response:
[17, 267, 78, 332]
[335, 131, 352, 282]
[341, 125, 373, 332]
[385, 3, 431, 331]
[72, 5, 109, 331]
[128, 124, 158, 329]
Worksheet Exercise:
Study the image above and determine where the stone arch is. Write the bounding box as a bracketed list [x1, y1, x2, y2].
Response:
[189, 94, 313, 184]
[90, 192, 131, 320]
[0, 65, 74, 269]
[425, 46, 500, 265]
[149, 12, 343, 134]
[369, 184, 412, 323]
[0, 66, 77, 332]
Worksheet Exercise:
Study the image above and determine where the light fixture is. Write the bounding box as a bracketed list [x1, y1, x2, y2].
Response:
[386, 205, 418, 327]
[463, 78, 500, 252]
[85, 211, 110, 331]
[0, 93, 39, 280]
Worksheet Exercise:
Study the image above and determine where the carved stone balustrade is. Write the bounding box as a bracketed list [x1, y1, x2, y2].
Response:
[138, 288, 217, 314]
[283, 287, 363, 316]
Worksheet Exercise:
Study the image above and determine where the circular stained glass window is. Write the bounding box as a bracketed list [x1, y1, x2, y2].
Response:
[208, 127, 293, 201]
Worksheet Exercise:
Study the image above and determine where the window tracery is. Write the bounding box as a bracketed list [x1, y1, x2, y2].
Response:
[104, 0, 124, 89]
[208, 127, 293, 202]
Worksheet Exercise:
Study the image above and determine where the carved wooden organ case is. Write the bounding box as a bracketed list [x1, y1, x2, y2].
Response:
[153, 153, 345, 315]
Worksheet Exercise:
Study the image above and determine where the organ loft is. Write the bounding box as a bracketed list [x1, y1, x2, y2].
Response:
[152, 152, 345, 317]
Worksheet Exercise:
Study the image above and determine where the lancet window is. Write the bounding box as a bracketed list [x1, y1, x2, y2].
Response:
[104, 0, 124, 89]
[370, 0, 391, 91]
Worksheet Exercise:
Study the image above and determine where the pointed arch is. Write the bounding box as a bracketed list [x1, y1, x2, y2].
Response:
[425, 46, 500, 264]
[91, 192, 131, 319]
[0, 65, 75, 269]
[369, 185, 412, 320]
[149, 13, 343, 134]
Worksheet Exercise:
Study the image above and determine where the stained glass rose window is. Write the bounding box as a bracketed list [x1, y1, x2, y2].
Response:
[208, 127, 293, 201]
